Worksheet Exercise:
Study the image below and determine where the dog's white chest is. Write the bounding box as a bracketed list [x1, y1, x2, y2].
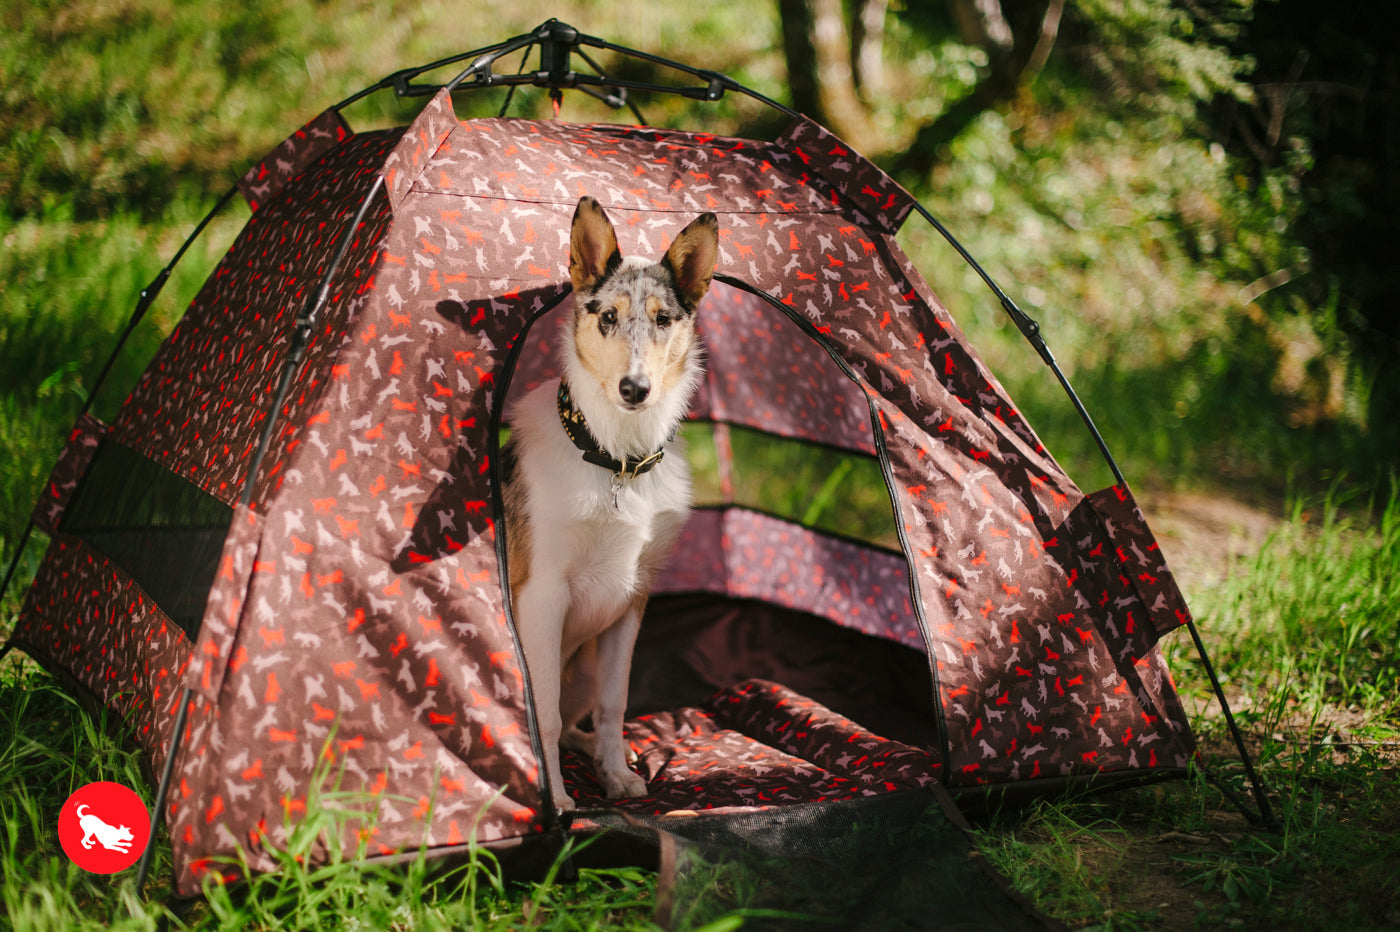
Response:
[506, 374, 692, 653]
[557, 486, 674, 639]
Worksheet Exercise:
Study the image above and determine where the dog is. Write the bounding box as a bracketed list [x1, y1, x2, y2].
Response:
[502, 195, 717, 809]
[75, 804, 135, 853]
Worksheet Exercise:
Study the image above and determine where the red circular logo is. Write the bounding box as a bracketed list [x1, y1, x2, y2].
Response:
[57, 782, 151, 874]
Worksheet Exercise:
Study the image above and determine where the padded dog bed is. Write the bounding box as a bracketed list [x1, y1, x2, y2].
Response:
[557, 598, 1058, 930]
[559, 592, 943, 813]
[562, 679, 940, 813]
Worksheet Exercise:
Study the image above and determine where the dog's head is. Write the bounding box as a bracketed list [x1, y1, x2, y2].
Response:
[567, 195, 717, 413]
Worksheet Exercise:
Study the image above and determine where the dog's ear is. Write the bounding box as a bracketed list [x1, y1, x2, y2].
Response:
[570, 196, 622, 294]
[663, 212, 719, 311]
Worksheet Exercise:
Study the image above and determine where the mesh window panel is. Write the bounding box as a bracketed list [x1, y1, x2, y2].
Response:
[59, 439, 233, 639]
[577, 790, 1060, 930]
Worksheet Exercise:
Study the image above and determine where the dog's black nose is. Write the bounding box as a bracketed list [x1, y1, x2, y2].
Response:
[619, 376, 650, 406]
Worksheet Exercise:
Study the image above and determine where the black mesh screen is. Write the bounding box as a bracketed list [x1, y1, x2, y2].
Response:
[59, 439, 233, 639]
[577, 790, 1059, 930]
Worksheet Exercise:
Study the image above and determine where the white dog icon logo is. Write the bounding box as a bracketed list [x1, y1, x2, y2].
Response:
[74, 803, 135, 854]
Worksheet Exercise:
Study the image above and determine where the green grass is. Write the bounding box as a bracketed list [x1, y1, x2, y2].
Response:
[1190, 484, 1400, 716]
[0, 658, 718, 931]
[971, 489, 1400, 929]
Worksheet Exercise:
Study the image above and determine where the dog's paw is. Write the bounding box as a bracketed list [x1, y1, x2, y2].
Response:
[600, 766, 648, 800]
[551, 786, 577, 811]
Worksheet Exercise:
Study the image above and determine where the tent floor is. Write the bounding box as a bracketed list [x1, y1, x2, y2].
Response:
[563, 594, 943, 813]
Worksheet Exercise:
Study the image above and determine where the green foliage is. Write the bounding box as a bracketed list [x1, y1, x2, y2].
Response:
[0, 0, 336, 218]
[896, 65, 1387, 492]
[685, 424, 900, 549]
[1063, 0, 1255, 117]
[1197, 0, 1400, 463]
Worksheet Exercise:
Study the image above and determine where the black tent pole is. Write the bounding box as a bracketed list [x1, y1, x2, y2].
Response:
[78, 184, 241, 422]
[907, 201, 1274, 824]
[1184, 620, 1277, 824]
[133, 173, 385, 895]
[0, 524, 35, 620]
[133, 687, 195, 890]
[909, 202, 1127, 487]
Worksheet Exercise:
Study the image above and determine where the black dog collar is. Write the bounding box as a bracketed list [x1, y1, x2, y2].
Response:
[556, 381, 665, 480]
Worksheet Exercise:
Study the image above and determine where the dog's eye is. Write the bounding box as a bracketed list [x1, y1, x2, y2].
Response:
[654, 313, 671, 328]
[600, 309, 617, 327]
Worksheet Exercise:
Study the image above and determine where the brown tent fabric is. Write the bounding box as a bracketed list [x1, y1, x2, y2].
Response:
[9, 83, 1196, 896]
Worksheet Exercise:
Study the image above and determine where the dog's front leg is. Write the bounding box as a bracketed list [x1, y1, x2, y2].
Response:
[592, 600, 648, 799]
[512, 577, 574, 811]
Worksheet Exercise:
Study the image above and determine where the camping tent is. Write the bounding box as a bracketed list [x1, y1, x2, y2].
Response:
[1, 21, 1262, 900]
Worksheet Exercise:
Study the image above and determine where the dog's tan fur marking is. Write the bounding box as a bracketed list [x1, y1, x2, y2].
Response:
[658, 325, 695, 395]
[572, 293, 630, 395]
[502, 474, 532, 596]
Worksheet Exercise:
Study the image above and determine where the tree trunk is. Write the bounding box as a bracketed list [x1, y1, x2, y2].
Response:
[777, 0, 1062, 171]
[892, 0, 1064, 177]
[778, 0, 821, 121]
[852, 0, 888, 101]
[777, 0, 878, 148]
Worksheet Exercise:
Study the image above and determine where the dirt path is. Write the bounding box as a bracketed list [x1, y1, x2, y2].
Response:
[1139, 488, 1285, 590]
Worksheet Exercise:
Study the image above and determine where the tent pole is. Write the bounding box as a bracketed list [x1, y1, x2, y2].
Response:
[134, 174, 385, 897]
[908, 202, 1126, 487]
[907, 202, 1276, 826]
[135, 686, 195, 891]
[333, 20, 776, 117]
[1183, 619, 1277, 825]
[79, 185, 240, 421]
[4, 189, 238, 645]
[0, 521, 36, 618]
[236, 173, 385, 512]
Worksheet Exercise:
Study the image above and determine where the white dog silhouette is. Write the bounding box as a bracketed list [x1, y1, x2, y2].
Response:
[75, 803, 135, 854]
